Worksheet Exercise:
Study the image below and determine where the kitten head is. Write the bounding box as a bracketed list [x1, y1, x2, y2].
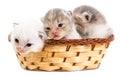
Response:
[73, 5, 106, 26]
[42, 8, 73, 40]
[10, 21, 46, 54]
[73, 6, 94, 25]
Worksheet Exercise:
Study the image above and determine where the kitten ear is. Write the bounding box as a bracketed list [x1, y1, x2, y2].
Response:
[13, 23, 19, 28]
[40, 17, 44, 23]
[38, 31, 46, 40]
[82, 11, 93, 22]
[62, 10, 72, 17]
[66, 11, 72, 16]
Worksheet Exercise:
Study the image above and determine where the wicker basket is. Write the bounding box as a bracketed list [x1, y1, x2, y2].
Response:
[16, 35, 114, 71]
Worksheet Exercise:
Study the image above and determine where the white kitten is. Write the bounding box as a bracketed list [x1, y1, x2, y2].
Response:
[10, 20, 46, 54]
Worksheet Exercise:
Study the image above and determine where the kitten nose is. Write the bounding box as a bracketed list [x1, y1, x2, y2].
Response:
[52, 31, 58, 35]
[17, 47, 25, 53]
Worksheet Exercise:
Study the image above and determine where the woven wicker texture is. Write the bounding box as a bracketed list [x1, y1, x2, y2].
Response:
[16, 35, 114, 71]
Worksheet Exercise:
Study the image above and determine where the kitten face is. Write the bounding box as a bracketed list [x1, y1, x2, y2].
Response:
[10, 21, 46, 53]
[43, 9, 73, 40]
[73, 10, 93, 26]
[73, 5, 106, 26]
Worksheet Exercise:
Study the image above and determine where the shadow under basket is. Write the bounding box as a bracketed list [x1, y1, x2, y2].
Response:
[16, 35, 114, 71]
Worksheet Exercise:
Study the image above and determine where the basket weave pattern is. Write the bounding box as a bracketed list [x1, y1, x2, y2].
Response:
[16, 35, 114, 71]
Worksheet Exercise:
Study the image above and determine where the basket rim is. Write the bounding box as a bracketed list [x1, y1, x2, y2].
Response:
[45, 35, 114, 45]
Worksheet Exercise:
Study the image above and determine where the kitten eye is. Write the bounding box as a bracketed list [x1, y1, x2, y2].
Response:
[45, 27, 51, 31]
[26, 43, 32, 47]
[15, 38, 19, 43]
[58, 23, 63, 27]
[85, 15, 89, 21]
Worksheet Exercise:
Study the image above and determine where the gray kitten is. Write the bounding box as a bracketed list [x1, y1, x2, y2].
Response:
[73, 5, 113, 39]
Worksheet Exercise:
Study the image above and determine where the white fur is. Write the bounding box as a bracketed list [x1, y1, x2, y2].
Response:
[88, 24, 113, 38]
[11, 20, 46, 54]
[66, 24, 82, 39]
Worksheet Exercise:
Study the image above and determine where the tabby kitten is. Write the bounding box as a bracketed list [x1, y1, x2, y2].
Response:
[42, 8, 81, 40]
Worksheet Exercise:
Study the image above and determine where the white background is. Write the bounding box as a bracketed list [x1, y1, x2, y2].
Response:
[0, 0, 120, 77]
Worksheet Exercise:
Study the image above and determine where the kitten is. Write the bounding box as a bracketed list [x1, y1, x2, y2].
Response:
[73, 5, 113, 39]
[9, 20, 46, 54]
[42, 8, 81, 40]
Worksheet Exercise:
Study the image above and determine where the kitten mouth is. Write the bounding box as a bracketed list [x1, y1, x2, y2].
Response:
[16, 47, 25, 53]
[19, 51, 25, 53]
[53, 35, 61, 40]
[17, 50, 25, 53]
[53, 34, 60, 38]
